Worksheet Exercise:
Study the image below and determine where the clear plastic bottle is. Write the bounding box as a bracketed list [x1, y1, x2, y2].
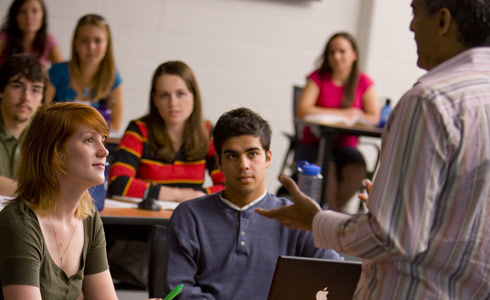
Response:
[378, 98, 393, 128]
[297, 160, 323, 205]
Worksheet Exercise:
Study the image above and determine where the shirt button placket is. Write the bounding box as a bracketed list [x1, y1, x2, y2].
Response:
[237, 214, 249, 254]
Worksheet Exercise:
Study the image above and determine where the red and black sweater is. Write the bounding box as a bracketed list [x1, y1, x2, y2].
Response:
[108, 119, 225, 199]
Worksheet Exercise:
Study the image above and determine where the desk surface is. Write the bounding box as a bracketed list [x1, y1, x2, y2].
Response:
[100, 207, 172, 226]
[303, 119, 383, 138]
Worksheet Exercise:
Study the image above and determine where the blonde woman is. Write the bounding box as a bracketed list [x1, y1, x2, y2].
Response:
[45, 14, 123, 132]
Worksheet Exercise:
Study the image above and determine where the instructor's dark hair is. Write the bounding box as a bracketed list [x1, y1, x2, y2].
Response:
[423, 0, 490, 47]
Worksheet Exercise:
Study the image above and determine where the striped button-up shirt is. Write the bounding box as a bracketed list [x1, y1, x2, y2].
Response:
[313, 47, 490, 299]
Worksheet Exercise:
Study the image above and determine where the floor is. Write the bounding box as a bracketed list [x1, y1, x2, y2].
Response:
[116, 289, 148, 300]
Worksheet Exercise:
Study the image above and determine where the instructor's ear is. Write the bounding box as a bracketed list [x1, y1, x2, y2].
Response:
[437, 7, 452, 37]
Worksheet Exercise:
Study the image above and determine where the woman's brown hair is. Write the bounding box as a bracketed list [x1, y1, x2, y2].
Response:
[317, 32, 359, 108]
[1, 0, 48, 61]
[142, 61, 209, 162]
[15, 102, 109, 218]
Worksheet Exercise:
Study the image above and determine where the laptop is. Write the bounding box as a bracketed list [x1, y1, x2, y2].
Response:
[267, 256, 362, 300]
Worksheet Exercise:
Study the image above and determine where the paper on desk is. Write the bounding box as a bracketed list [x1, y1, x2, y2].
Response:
[1, 196, 120, 212]
[108, 195, 179, 210]
[0, 195, 180, 211]
[305, 113, 375, 127]
[159, 201, 179, 210]
[105, 199, 138, 208]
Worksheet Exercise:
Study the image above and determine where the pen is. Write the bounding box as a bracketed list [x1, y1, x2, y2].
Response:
[163, 283, 184, 300]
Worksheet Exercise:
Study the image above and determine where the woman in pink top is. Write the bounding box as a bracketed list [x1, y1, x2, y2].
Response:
[296, 32, 380, 212]
[0, 0, 63, 67]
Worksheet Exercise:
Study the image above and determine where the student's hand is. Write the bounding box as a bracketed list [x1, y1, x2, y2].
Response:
[255, 175, 322, 231]
[176, 188, 206, 202]
[343, 107, 365, 119]
[358, 180, 372, 203]
[158, 186, 206, 202]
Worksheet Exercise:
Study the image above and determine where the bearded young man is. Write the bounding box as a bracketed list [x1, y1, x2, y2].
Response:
[0, 54, 46, 195]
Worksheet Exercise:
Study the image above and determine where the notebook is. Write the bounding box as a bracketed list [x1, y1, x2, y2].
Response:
[267, 256, 362, 300]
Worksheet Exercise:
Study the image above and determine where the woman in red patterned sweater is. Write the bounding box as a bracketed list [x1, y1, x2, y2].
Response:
[108, 61, 225, 202]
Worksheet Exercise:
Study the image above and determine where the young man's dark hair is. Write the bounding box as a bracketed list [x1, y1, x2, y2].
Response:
[0, 54, 48, 101]
[213, 107, 272, 160]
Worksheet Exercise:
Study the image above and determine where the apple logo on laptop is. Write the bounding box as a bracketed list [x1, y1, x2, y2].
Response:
[316, 287, 329, 299]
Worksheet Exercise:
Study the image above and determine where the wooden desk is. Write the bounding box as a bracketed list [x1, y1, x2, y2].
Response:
[307, 122, 383, 138]
[100, 207, 172, 226]
[106, 136, 121, 145]
[100, 207, 172, 243]
[302, 119, 382, 207]
[100, 206, 173, 291]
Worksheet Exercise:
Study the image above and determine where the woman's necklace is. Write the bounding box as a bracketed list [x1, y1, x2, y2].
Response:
[48, 216, 78, 268]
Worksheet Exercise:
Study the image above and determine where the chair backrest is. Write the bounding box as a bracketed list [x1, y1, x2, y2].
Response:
[148, 224, 168, 298]
[292, 85, 304, 140]
[293, 86, 303, 114]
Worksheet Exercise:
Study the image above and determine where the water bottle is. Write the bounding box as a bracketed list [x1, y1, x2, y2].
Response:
[89, 162, 109, 212]
[297, 161, 323, 205]
[378, 98, 393, 128]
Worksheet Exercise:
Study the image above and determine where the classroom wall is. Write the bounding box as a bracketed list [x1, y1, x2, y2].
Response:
[363, 0, 425, 102]
[0, 0, 424, 192]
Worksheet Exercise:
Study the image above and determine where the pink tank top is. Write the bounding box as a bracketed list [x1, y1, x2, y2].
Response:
[301, 70, 374, 148]
[0, 31, 57, 67]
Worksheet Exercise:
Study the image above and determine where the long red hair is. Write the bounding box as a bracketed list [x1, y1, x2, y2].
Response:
[15, 103, 109, 218]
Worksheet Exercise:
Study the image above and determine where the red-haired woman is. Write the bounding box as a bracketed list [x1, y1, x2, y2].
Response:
[0, 103, 117, 300]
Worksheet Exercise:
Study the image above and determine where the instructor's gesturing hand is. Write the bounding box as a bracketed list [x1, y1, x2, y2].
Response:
[255, 175, 322, 231]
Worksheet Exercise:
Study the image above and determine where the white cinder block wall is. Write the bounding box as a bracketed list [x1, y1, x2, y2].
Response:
[363, 0, 426, 103]
[0, 0, 424, 192]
